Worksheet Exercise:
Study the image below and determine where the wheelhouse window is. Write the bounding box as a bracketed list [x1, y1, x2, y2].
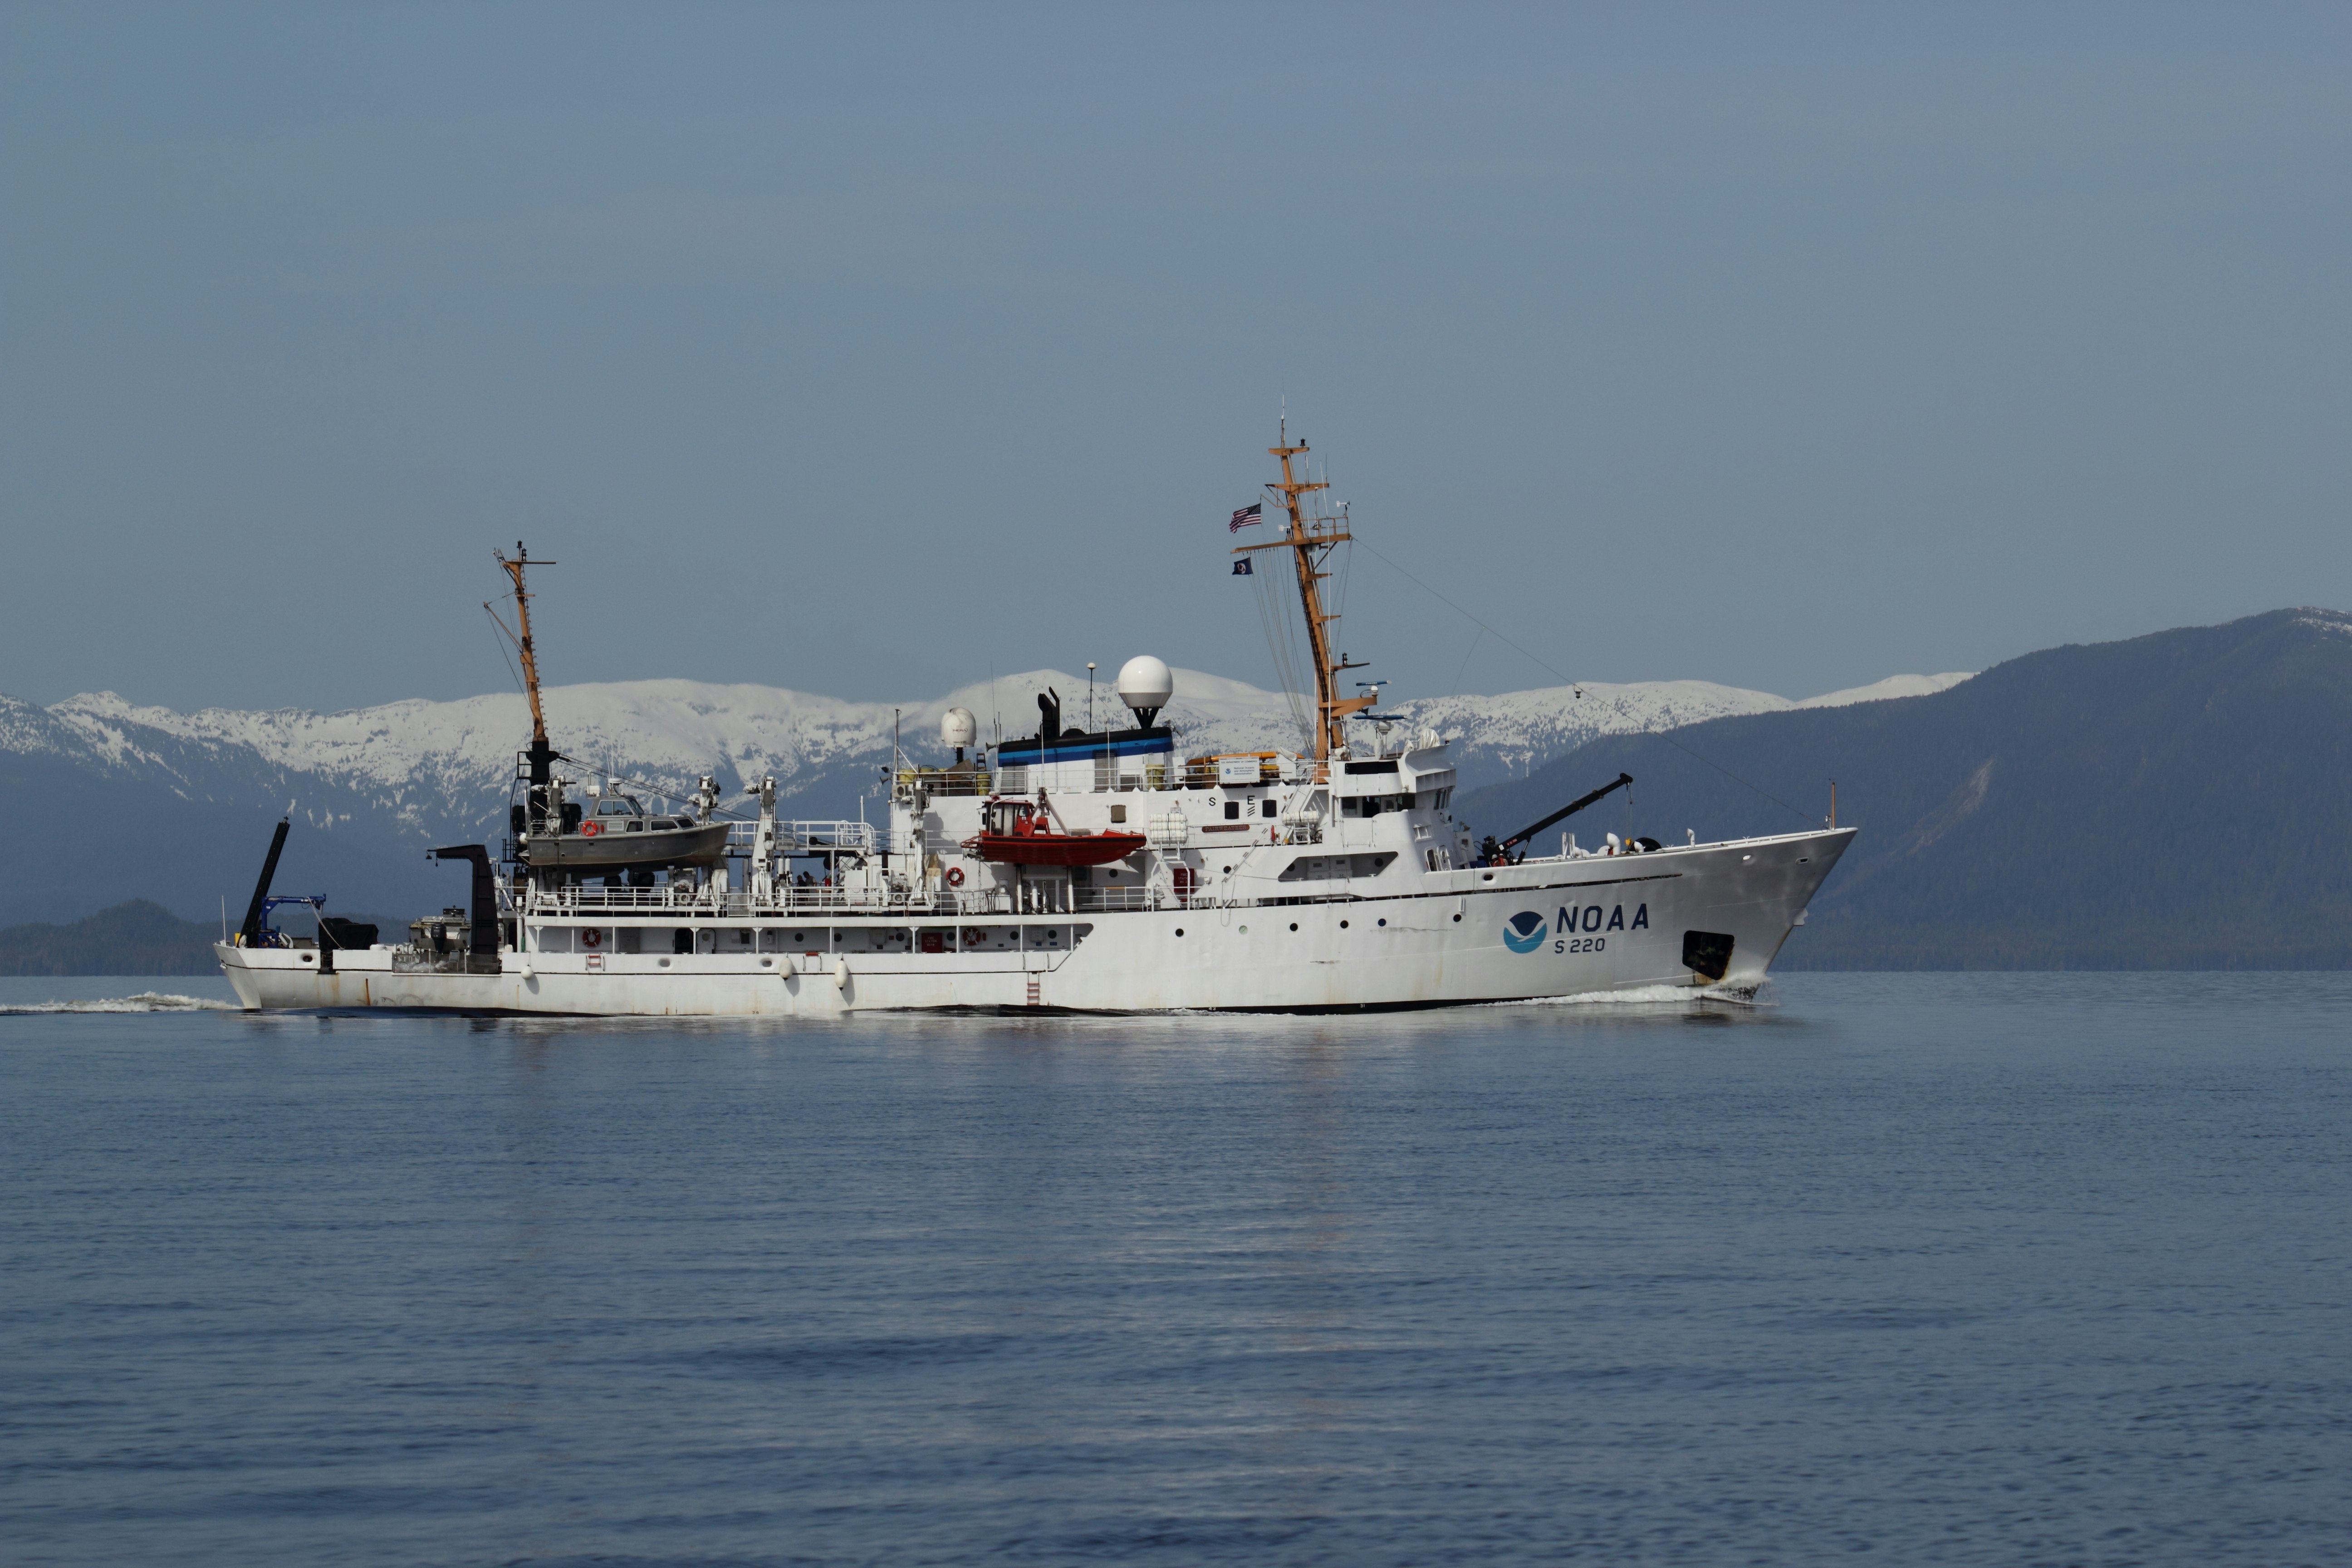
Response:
[1343, 792, 1415, 817]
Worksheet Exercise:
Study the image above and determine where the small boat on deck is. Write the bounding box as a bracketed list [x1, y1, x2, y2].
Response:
[519, 788, 732, 872]
[965, 799, 1146, 867]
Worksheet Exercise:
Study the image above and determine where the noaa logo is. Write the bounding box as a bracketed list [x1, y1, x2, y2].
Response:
[1502, 911, 1548, 954]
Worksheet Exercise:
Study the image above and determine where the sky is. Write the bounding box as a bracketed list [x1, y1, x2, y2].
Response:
[4, 3, 2348, 715]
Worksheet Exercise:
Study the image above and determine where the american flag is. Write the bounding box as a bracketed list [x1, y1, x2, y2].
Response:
[1229, 502, 1263, 532]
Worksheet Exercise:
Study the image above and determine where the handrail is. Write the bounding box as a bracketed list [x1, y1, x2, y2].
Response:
[521, 879, 1251, 920]
[895, 768, 993, 798]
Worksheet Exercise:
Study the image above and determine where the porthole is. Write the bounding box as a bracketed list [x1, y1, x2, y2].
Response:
[1339, 920, 1349, 929]
[1175, 927, 1184, 937]
[658, 957, 671, 968]
[1289, 922, 1298, 931]
[1377, 918, 1387, 927]
[1239, 925, 1250, 935]
[760, 957, 774, 968]
[1452, 913, 1462, 922]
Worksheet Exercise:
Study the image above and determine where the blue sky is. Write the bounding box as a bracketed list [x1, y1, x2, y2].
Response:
[5, 4, 2347, 712]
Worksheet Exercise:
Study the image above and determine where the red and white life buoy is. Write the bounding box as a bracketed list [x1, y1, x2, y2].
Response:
[581, 821, 602, 837]
[581, 927, 603, 948]
[944, 866, 965, 887]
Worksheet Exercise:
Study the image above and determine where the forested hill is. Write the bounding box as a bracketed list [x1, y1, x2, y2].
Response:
[0, 900, 225, 975]
[1453, 609, 2352, 969]
[0, 900, 411, 976]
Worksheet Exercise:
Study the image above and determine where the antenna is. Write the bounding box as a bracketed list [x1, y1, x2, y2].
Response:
[1087, 662, 1096, 733]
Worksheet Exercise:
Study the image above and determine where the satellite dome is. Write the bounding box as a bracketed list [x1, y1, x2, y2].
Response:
[939, 706, 977, 750]
[1115, 656, 1175, 727]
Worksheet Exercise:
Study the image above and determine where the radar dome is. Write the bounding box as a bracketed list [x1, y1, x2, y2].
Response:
[939, 706, 977, 750]
[1115, 655, 1175, 727]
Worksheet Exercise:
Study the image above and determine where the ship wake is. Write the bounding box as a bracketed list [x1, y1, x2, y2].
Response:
[1497, 980, 1769, 1009]
[0, 991, 241, 1015]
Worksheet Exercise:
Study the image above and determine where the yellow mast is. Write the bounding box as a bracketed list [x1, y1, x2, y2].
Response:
[1234, 426, 1375, 761]
[493, 543, 554, 747]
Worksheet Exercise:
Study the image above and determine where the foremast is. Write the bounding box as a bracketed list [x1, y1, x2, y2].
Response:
[1234, 422, 1375, 762]
[491, 542, 559, 815]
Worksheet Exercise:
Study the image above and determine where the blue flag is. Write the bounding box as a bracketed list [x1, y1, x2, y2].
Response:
[1232, 558, 1253, 575]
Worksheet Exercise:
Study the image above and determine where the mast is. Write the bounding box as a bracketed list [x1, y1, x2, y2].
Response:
[492, 543, 559, 803]
[494, 543, 551, 746]
[1235, 420, 1374, 760]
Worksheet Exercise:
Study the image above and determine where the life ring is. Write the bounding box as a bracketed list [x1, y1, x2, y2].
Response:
[581, 821, 602, 837]
[581, 927, 603, 948]
[944, 866, 965, 887]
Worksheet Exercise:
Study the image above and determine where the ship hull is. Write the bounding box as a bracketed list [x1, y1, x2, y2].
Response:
[219, 829, 1849, 1016]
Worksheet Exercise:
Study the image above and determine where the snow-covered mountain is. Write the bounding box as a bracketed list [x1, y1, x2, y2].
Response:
[0, 666, 1968, 922]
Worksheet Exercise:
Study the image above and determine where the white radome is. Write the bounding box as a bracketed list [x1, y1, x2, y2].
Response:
[940, 706, 978, 749]
[1115, 655, 1175, 715]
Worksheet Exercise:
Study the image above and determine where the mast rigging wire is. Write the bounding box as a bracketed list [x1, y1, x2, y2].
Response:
[1245, 539, 1315, 751]
[482, 605, 529, 701]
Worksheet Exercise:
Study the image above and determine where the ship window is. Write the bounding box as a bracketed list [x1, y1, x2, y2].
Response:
[1109, 804, 1127, 823]
[1261, 798, 1277, 818]
[626, 820, 645, 832]
[1224, 800, 1241, 820]
[596, 800, 632, 816]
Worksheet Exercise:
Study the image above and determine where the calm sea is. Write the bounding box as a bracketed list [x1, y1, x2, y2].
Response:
[4, 973, 2348, 1566]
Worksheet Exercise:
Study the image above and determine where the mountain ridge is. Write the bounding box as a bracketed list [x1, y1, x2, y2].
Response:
[1455, 608, 2352, 969]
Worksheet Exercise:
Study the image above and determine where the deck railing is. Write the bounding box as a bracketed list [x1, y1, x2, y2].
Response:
[519, 877, 1252, 921]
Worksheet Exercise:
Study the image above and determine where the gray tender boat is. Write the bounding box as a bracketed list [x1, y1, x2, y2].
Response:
[522, 791, 730, 872]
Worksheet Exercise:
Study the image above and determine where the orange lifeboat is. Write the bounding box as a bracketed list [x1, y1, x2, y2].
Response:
[963, 799, 1146, 867]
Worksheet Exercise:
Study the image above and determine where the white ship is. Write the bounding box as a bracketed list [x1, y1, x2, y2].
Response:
[220, 431, 1854, 1015]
